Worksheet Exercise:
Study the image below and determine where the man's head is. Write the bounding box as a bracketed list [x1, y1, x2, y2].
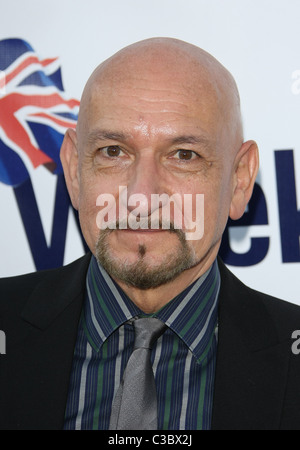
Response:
[60, 37, 258, 292]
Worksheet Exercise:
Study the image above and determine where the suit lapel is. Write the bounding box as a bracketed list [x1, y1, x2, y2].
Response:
[8, 253, 91, 429]
[21, 253, 91, 329]
[211, 259, 290, 430]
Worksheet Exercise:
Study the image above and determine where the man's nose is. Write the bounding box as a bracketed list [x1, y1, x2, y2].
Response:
[121, 156, 168, 217]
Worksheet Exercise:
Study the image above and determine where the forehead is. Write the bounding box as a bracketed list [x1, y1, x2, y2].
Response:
[77, 42, 232, 149]
[82, 73, 222, 145]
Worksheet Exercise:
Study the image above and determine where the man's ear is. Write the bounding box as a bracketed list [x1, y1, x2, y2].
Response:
[60, 128, 80, 210]
[229, 140, 259, 220]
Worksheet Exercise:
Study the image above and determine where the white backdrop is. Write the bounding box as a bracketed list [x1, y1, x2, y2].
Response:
[0, 0, 299, 305]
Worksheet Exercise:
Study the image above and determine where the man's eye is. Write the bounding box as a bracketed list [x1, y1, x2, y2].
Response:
[99, 146, 123, 157]
[175, 150, 198, 160]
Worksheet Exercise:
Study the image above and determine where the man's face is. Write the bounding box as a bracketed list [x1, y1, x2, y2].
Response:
[71, 62, 239, 289]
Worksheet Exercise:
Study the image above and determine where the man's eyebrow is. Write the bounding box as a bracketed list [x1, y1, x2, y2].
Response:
[87, 130, 130, 143]
[169, 135, 211, 147]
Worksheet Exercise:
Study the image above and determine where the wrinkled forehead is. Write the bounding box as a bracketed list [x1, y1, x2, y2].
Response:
[77, 39, 242, 147]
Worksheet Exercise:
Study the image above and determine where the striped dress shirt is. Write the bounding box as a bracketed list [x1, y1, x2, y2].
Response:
[64, 256, 220, 430]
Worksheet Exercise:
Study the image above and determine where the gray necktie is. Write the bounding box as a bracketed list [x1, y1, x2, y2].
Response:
[109, 317, 167, 430]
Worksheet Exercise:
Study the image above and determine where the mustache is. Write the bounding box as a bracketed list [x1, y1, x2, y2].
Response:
[101, 217, 187, 243]
[105, 216, 179, 230]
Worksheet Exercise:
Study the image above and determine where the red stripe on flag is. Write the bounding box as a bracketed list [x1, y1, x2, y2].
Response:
[6, 55, 58, 84]
[29, 112, 77, 129]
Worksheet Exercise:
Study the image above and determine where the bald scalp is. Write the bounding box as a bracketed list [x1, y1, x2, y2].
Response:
[77, 37, 243, 154]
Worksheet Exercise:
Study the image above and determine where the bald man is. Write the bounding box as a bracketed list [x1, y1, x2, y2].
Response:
[1, 38, 300, 431]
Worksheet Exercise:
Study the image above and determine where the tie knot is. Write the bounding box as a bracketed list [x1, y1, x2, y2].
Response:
[133, 317, 167, 350]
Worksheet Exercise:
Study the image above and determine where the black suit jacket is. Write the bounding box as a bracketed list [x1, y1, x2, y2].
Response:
[0, 253, 300, 430]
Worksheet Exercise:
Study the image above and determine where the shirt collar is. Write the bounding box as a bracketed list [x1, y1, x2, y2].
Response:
[83, 256, 220, 362]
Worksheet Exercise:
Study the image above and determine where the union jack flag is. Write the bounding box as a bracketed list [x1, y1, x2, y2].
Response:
[0, 38, 79, 186]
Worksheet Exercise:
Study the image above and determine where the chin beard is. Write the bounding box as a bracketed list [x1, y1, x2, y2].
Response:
[95, 226, 198, 290]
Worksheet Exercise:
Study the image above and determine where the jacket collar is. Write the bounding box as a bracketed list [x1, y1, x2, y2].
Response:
[21, 253, 91, 329]
[211, 258, 291, 430]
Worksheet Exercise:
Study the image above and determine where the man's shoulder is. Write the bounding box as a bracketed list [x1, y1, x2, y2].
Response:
[0, 253, 91, 314]
[245, 281, 300, 335]
[217, 257, 300, 338]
